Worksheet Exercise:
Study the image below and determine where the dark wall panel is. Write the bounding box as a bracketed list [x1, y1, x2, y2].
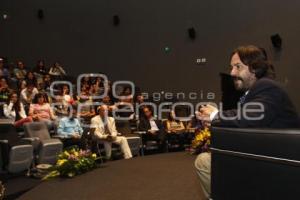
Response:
[0, 0, 300, 110]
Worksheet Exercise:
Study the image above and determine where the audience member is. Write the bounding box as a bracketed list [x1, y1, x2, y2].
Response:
[3, 92, 33, 127]
[0, 78, 11, 104]
[24, 71, 38, 87]
[13, 61, 27, 81]
[49, 61, 66, 80]
[90, 105, 132, 159]
[0, 58, 9, 79]
[57, 106, 85, 148]
[138, 106, 166, 152]
[20, 82, 39, 113]
[29, 93, 56, 129]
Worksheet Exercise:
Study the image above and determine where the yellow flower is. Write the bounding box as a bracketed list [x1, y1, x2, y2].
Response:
[92, 153, 97, 159]
[74, 152, 79, 157]
[63, 151, 70, 157]
[196, 134, 204, 141]
[57, 159, 67, 166]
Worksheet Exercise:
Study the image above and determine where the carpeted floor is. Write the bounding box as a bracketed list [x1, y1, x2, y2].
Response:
[18, 152, 205, 200]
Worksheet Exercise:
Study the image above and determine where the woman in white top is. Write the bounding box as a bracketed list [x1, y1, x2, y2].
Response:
[3, 92, 33, 127]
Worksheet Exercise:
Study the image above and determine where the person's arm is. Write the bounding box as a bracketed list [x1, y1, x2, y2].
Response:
[14, 69, 22, 79]
[48, 103, 57, 120]
[89, 107, 96, 117]
[177, 121, 185, 131]
[58, 66, 66, 75]
[166, 121, 172, 132]
[109, 118, 118, 137]
[28, 104, 39, 121]
[3, 103, 15, 119]
[212, 85, 279, 128]
[20, 90, 28, 103]
[19, 103, 27, 119]
[76, 119, 84, 136]
[48, 67, 55, 75]
[28, 104, 34, 117]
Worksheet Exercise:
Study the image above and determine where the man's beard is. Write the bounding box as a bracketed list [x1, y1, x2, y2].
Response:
[232, 76, 246, 91]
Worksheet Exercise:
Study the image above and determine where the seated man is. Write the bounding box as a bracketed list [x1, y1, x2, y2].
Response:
[90, 105, 132, 159]
[138, 106, 166, 152]
[195, 45, 300, 199]
[57, 106, 84, 149]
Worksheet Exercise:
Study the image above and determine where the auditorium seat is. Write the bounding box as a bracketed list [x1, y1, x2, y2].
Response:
[210, 127, 300, 200]
[116, 120, 143, 156]
[0, 140, 33, 173]
[23, 122, 63, 165]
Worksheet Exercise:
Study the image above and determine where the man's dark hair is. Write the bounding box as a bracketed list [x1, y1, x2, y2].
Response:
[231, 45, 276, 79]
[143, 105, 153, 115]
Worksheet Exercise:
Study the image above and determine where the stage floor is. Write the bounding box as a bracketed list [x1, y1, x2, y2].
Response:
[18, 152, 205, 200]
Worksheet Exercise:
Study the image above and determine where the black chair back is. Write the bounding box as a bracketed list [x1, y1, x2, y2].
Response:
[211, 127, 300, 200]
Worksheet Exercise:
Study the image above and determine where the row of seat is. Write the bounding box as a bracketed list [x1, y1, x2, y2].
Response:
[1, 118, 195, 174]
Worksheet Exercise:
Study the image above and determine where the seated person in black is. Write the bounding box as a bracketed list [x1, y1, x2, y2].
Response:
[138, 106, 166, 152]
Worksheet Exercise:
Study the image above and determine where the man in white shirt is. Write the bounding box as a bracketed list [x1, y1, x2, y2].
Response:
[90, 105, 132, 159]
[20, 83, 38, 107]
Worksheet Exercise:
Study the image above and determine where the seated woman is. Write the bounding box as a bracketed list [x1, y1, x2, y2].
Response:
[61, 84, 73, 104]
[3, 92, 33, 127]
[165, 111, 186, 149]
[29, 93, 57, 129]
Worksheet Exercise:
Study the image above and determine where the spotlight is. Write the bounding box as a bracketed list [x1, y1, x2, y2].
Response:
[271, 34, 282, 49]
[188, 27, 196, 40]
[37, 9, 44, 20]
[113, 15, 120, 26]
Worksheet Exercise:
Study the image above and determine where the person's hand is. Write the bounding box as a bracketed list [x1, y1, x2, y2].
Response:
[106, 135, 115, 142]
[72, 133, 81, 139]
[203, 121, 211, 128]
[148, 130, 157, 135]
[168, 129, 176, 133]
[32, 114, 39, 121]
[198, 104, 218, 122]
[200, 104, 217, 115]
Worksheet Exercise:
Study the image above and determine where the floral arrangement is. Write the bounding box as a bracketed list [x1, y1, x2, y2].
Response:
[43, 148, 98, 180]
[191, 127, 211, 154]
